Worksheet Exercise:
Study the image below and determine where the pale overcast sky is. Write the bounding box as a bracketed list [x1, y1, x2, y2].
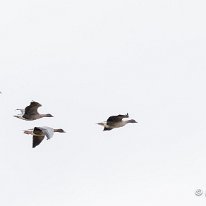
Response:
[1, 0, 206, 205]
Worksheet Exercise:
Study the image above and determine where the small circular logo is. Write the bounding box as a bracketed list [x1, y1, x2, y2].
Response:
[195, 189, 203, 196]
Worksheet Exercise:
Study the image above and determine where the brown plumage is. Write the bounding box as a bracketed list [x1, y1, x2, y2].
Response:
[23, 101, 42, 120]
[14, 101, 53, 120]
[24, 126, 66, 148]
[32, 127, 45, 148]
[98, 113, 137, 131]
[106, 113, 129, 126]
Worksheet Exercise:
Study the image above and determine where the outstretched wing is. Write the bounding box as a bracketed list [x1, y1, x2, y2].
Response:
[103, 127, 113, 131]
[40, 127, 54, 140]
[32, 127, 45, 148]
[24, 101, 41, 116]
[107, 113, 129, 123]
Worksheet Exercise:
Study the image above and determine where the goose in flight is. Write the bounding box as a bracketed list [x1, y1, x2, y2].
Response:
[14, 101, 53, 120]
[24, 126, 66, 148]
[97, 113, 137, 131]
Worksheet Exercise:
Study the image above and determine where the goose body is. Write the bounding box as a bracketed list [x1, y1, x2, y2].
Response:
[98, 113, 137, 131]
[14, 101, 53, 121]
[24, 126, 65, 148]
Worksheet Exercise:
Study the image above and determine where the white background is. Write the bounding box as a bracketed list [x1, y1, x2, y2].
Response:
[0, 0, 206, 205]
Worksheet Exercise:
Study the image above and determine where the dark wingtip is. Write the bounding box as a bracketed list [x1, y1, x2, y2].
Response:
[31, 101, 42, 107]
[103, 127, 113, 131]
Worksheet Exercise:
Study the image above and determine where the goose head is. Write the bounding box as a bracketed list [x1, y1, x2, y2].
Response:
[54, 129, 66, 133]
[44, 114, 54, 117]
[127, 119, 137, 123]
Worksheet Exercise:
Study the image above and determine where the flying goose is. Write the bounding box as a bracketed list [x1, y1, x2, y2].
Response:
[14, 101, 53, 120]
[24, 126, 66, 148]
[97, 113, 137, 131]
